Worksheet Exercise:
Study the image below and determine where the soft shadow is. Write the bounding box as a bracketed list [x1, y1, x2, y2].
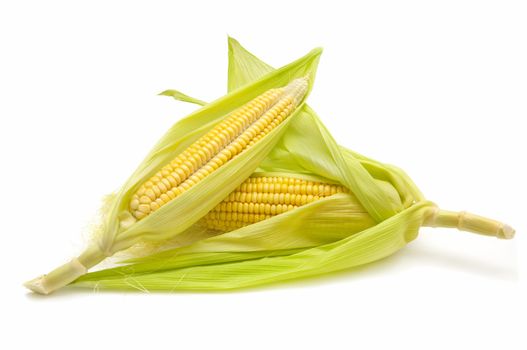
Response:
[218, 243, 518, 292]
[25, 287, 89, 300]
[403, 245, 517, 281]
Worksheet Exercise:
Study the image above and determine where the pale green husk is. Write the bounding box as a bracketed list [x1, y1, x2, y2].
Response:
[75, 201, 433, 291]
[71, 38, 514, 292]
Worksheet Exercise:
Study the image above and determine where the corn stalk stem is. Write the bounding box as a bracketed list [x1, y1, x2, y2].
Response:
[24, 245, 107, 295]
[423, 208, 515, 239]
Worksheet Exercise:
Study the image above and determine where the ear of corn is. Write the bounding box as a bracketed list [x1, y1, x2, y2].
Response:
[24, 46, 322, 294]
[129, 80, 307, 221]
[117, 76, 312, 249]
[72, 37, 514, 292]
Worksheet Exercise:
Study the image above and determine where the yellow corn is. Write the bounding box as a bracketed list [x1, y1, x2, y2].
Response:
[129, 78, 309, 220]
[203, 176, 349, 231]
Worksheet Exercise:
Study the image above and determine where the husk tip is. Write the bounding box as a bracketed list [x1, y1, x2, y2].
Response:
[310, 47, 323, 57]
[158, 90, 172, 97]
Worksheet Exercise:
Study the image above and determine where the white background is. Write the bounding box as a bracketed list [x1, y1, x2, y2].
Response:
[1, 1, 525, 349]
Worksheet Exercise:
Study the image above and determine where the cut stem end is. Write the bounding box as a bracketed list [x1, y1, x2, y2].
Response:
[424, 208, 515, 240]
[24, 245, 107, 295]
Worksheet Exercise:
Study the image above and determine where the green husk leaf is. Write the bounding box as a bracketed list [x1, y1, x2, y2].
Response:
[76, 248, 303, 283]
[158, 89, 207, 106]
[74, 201, 435, 291]
[227, 37, 275, 92]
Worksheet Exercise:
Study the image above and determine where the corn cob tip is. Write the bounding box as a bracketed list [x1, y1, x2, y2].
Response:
[284, 77, 309, 105]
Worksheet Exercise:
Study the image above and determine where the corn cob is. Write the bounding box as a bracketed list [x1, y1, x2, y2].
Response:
[130, 78, 308, 221]
[203, 176, 349, 231]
